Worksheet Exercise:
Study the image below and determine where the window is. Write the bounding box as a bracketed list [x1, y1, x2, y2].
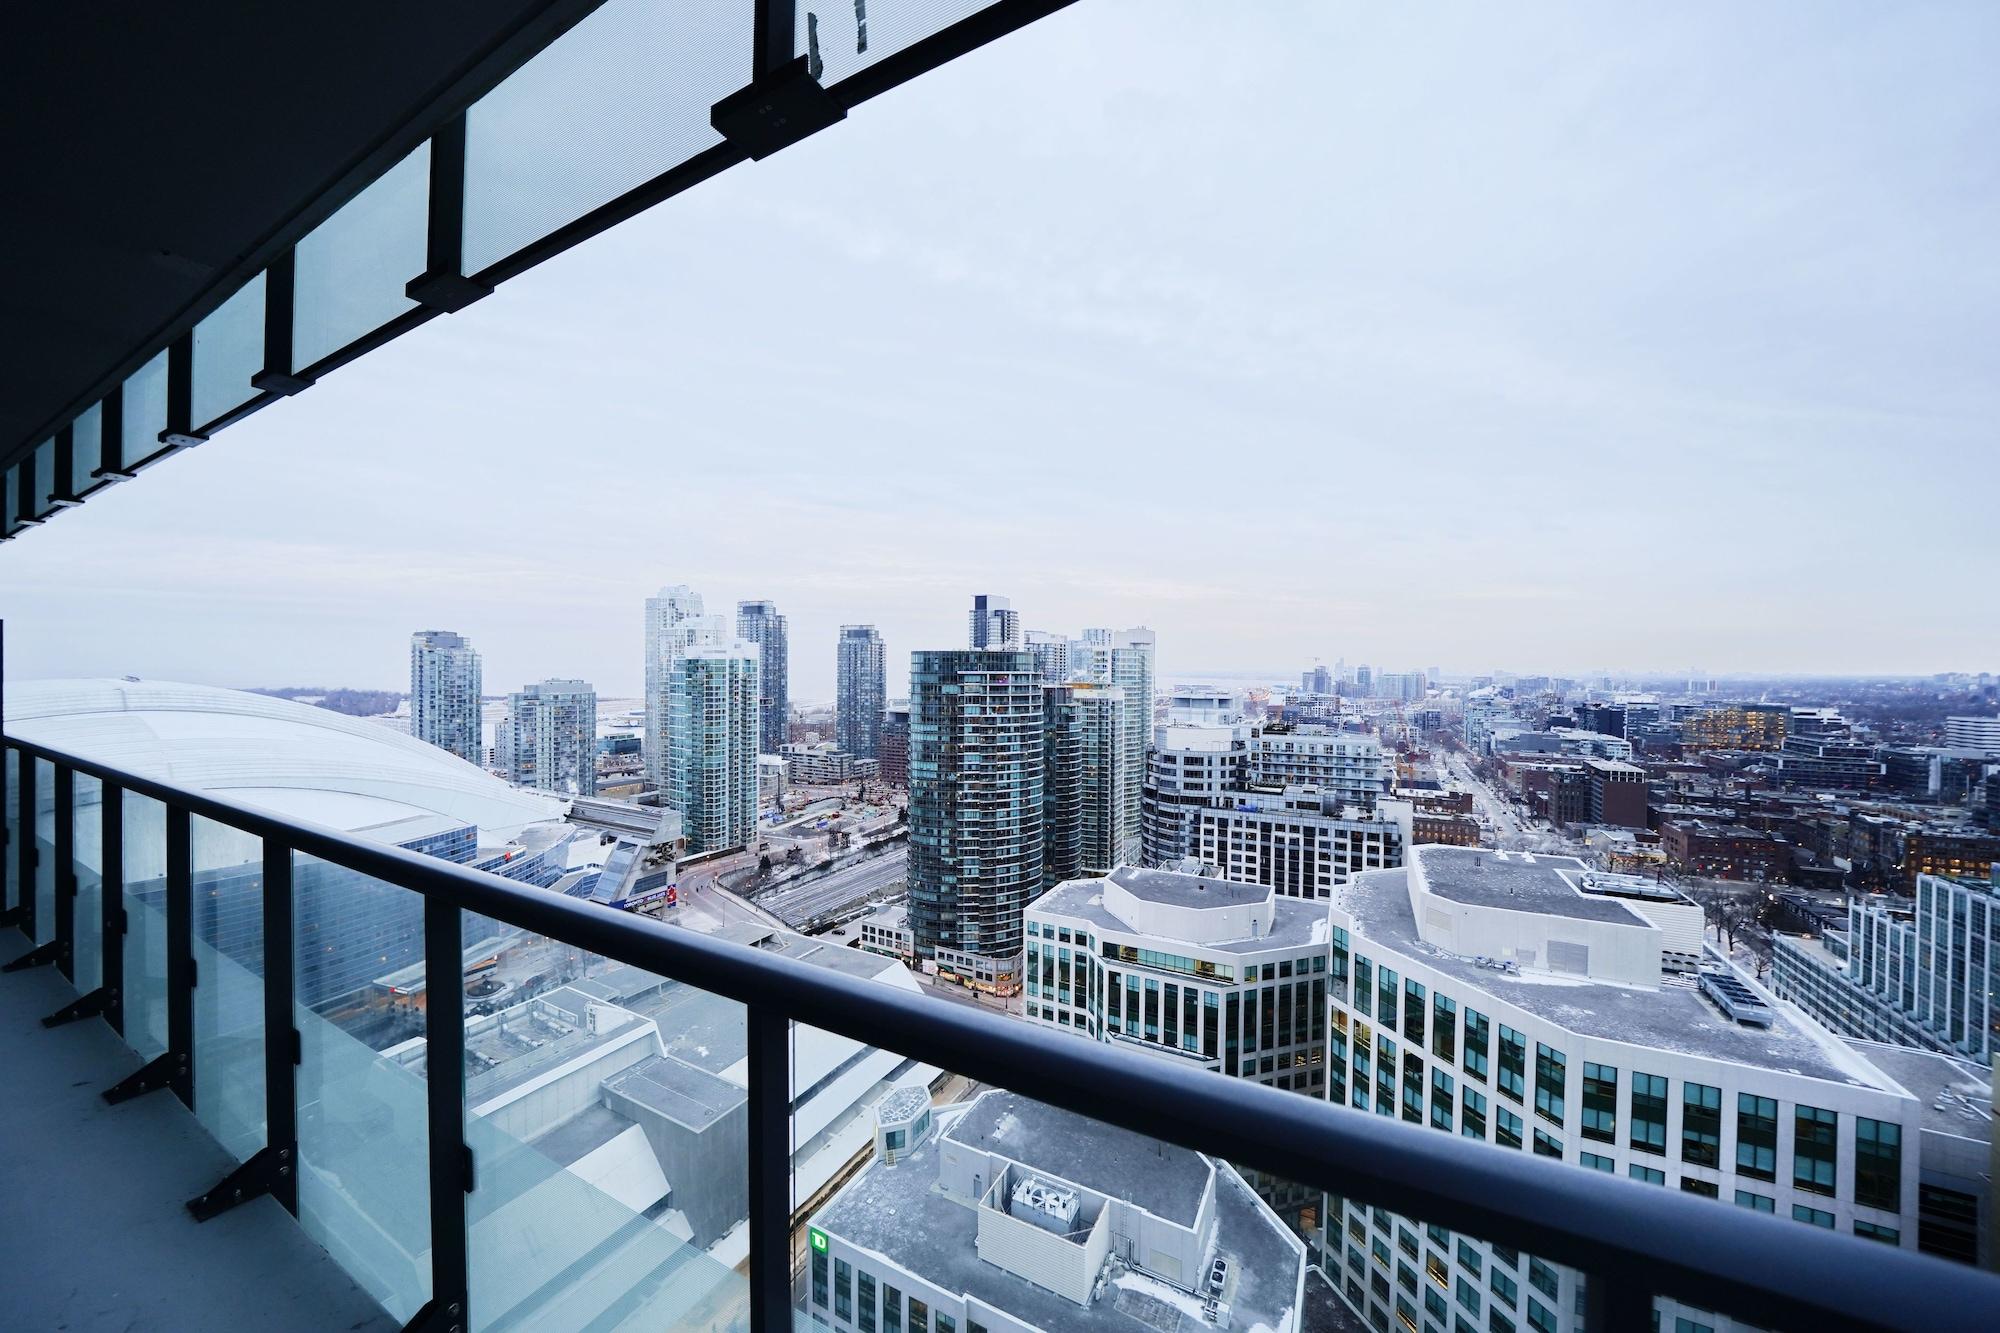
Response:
[1581, 1152, 1614, 1172]
[1457, 1240, 1483, 1277]
[1462, 1087, 1489, 1140]
[1355, 957, 1373, 1016]
[812, 1250, 828, 1308]
[910, 1297, 929, 1333]
[1526, 1299, 1557, 1333]
[1794, 1106, 1837, 1197]
[1497, 1107, 1524, 1150]
[1734, 1190, 1773, 1213]
[884, 1285, 904, 1333]
[835, 1259, 852, 1321]
[1792, 1204, 1835, 1229]
[1432, 1067, 1456, 1131]
[1428, 1251, 1450, 1289]
[1434, 993, 1457, 1062]
[859, 1272, 877, 1333]
[1854, 1220, 1900, 1245]
[1629, 1164, 1665, 1186]
[1681, 1083, 1721, 1167]
[1527, 1259, 1559, 1301]
[1380, 966, 1400, 1030]
[1405, 978, 1426, 1046]
[1533, 1044, 1566, 1126]
[1580, 1063, 1616, 1143]
[1402, 1050, 1425, 1123]
[1464, 1009, 1490, 1081]
[936, 1315, 956, 1333]
[1532, 1127, 1562, 1159]
[1457, 1276, 1482, 1316]
[1490, 1268, 1519, 1305]
[1856, 1117, 1902, 1210]
[1736, 1094, 1777, 1181]
[1630, 1072, 1667, 1155]
[1681, 1177, 1718, 1198]
[1497, 1026, 1526, 1102]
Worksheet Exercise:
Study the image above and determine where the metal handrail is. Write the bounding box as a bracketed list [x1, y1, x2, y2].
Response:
[4, 729, 1997, 1332]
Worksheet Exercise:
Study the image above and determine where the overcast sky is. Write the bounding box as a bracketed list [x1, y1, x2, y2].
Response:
[5, 1, 1996, 702]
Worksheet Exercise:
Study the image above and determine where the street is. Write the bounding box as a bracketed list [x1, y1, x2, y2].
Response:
[752, 846, 907, 930]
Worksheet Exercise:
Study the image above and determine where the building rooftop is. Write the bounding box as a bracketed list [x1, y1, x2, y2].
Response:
[1340, 866, 1898, 1089]
[1414, 846, 1646, 926]
[1030, 874, 1328, 955]
[946, 1091, 1210, 1227]
[1842, 1041, 1994, 1143]
[602, 1053, 742, 1131]
[1107, 864, 1269, 910]
[816, 1096, 1304, 1333]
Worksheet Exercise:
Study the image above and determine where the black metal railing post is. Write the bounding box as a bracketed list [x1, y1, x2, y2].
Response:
[754, 0, 797, 76]
[747, 1004, 793, 1330]
[262, 840, 299, 1214]
[53, 764, 74, 977]
[16, 753, 35, 938]
[1584, 1272, 1653, 1331]
[406, 117, 491, 315]
[101, 783, 125, 1033]
[416, 896, 470, 1333]
[165, 805, 195, 1108]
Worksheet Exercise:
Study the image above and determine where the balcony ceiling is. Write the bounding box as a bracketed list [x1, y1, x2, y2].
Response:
[0, 3, 595, 470]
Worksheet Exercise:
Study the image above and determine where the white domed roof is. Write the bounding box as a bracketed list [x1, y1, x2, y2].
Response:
[5, 678, 563, 843]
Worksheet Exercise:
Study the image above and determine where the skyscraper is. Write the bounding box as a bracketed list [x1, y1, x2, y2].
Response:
[1110, 626, 1157, 753]
[835, 624, 887, 758]
[1072, 680, 1134, 874]
[967, 594, 1021, 649]
[907, 648, 1044, 989]
[643, 585, 721, 794]
[409, 630, 482, 763]
[735, 599, 790, 755]
[496, 678, 597, 795]
[669, 643, 760, 853]
[1024, 628, 1070, 683]
[1040, 684, 1084, 888]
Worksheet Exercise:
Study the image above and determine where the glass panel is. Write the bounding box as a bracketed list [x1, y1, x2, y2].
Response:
[294, 143, 430, 368]
[122, 792, 170, 1060]
[190, 815, 266, 1162]
[192, 275, 267, 429]
[462, 0, 752, 272]
[123, 347, 171, 466]
[33, 758, 55, 945]
[3, 750, 18, 912]
[4, 464, 18, 535]
[800, 0, 992, 87]
[463, 930, 747, 1330]
[31, 439, 58, 517]
[70, 401, 104, 492]
[72, 774, 103, 991]
[294, 852, 432, 1323]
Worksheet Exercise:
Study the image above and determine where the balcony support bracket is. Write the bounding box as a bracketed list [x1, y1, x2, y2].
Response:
[711, 55, 846, 160]
[0, 904, 25, 928]
[187, 1144, 294, 1221]
[2, 939, 60, 972]
[400, 1296, 465, 1333]
[103, 1051, 187, 1105]
[42, 985, 113, 1027]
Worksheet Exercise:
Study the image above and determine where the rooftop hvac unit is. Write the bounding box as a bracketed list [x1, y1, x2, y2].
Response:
[1012, 1176, 1081, 1234]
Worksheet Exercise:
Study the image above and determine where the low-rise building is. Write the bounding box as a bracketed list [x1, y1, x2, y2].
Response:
[1660, 818, 1792, 883]
[857, 901, 915, 963]
[782, 742, 880, 786]
[1194, 791, 1410, 900]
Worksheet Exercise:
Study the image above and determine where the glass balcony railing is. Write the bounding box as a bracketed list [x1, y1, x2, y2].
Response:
[4, 729, 1998, 1333]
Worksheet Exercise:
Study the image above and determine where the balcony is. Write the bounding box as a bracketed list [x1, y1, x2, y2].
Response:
[5, 728, 1997, 1332]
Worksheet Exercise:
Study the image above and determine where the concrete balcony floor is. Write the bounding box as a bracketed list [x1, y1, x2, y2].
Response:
[0, 932, 398, 1332]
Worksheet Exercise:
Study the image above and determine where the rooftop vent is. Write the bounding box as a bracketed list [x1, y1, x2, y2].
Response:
[1011, 1176, 1081, 1234]
[1699, 971, 1774, 1027]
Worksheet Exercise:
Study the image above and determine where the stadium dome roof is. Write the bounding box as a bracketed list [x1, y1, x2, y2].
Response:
[5, 678, 563, 843]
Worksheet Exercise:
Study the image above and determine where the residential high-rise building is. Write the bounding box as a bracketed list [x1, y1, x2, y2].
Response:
[1322, 845, 1955, 1332]
[1110, 627, 1157, 753]
[1140, 723, 1252, 867]
[1023, 628, 1069, 683]
[1944, 715, 2000, 757]
[1773, 870, 2000, 1063]
[735, 599, 789, 755]
[643, 585, 722, 794]
[1247, 724, 1386, 809]
[409, 630, 482, 763]
[967, 593, 1020, 649]
[835, 624, 887, 758]
[496, 678, 597, 795]
[1196, 791, 1411, 900]
[668, 642, 760, 853]
[878, 702, 910, 785]
[907, 648, 1044, 993]
[1071, 680, 1133, 874]
[1040, 684, 1084, 888]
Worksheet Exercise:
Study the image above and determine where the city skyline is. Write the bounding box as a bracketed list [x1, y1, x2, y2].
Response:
[2, 3, 1994, 694]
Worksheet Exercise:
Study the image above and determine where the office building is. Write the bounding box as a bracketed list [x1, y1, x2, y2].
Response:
[1041, 685, 1085, 888]
[496, 678, 597, 796]
[1773, 871, 2000, 1063]
[1585, 759, 1648, 828]
[878, 702, 910, 786]
[1303, 663, 1334, 695]
[806, 1090, 1306, 1333]
[1323, 845, 1948, 1333]
[907, 649, 1045, 991]
[1902, 827, 2000, 891]
[735, 599, 789, 756]
[835, 624, 886, 759]
[1683, 702, 1790, 752]
[668, 643, 760, 854]
[1026, 865, 1331, 1095]
[408, 630, 482, 763]
[1196, 792, 1411, 900]
[1944, 715, 2000, 757]
[968, 593, 1020, 649]
[643, 584, 722, 795]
